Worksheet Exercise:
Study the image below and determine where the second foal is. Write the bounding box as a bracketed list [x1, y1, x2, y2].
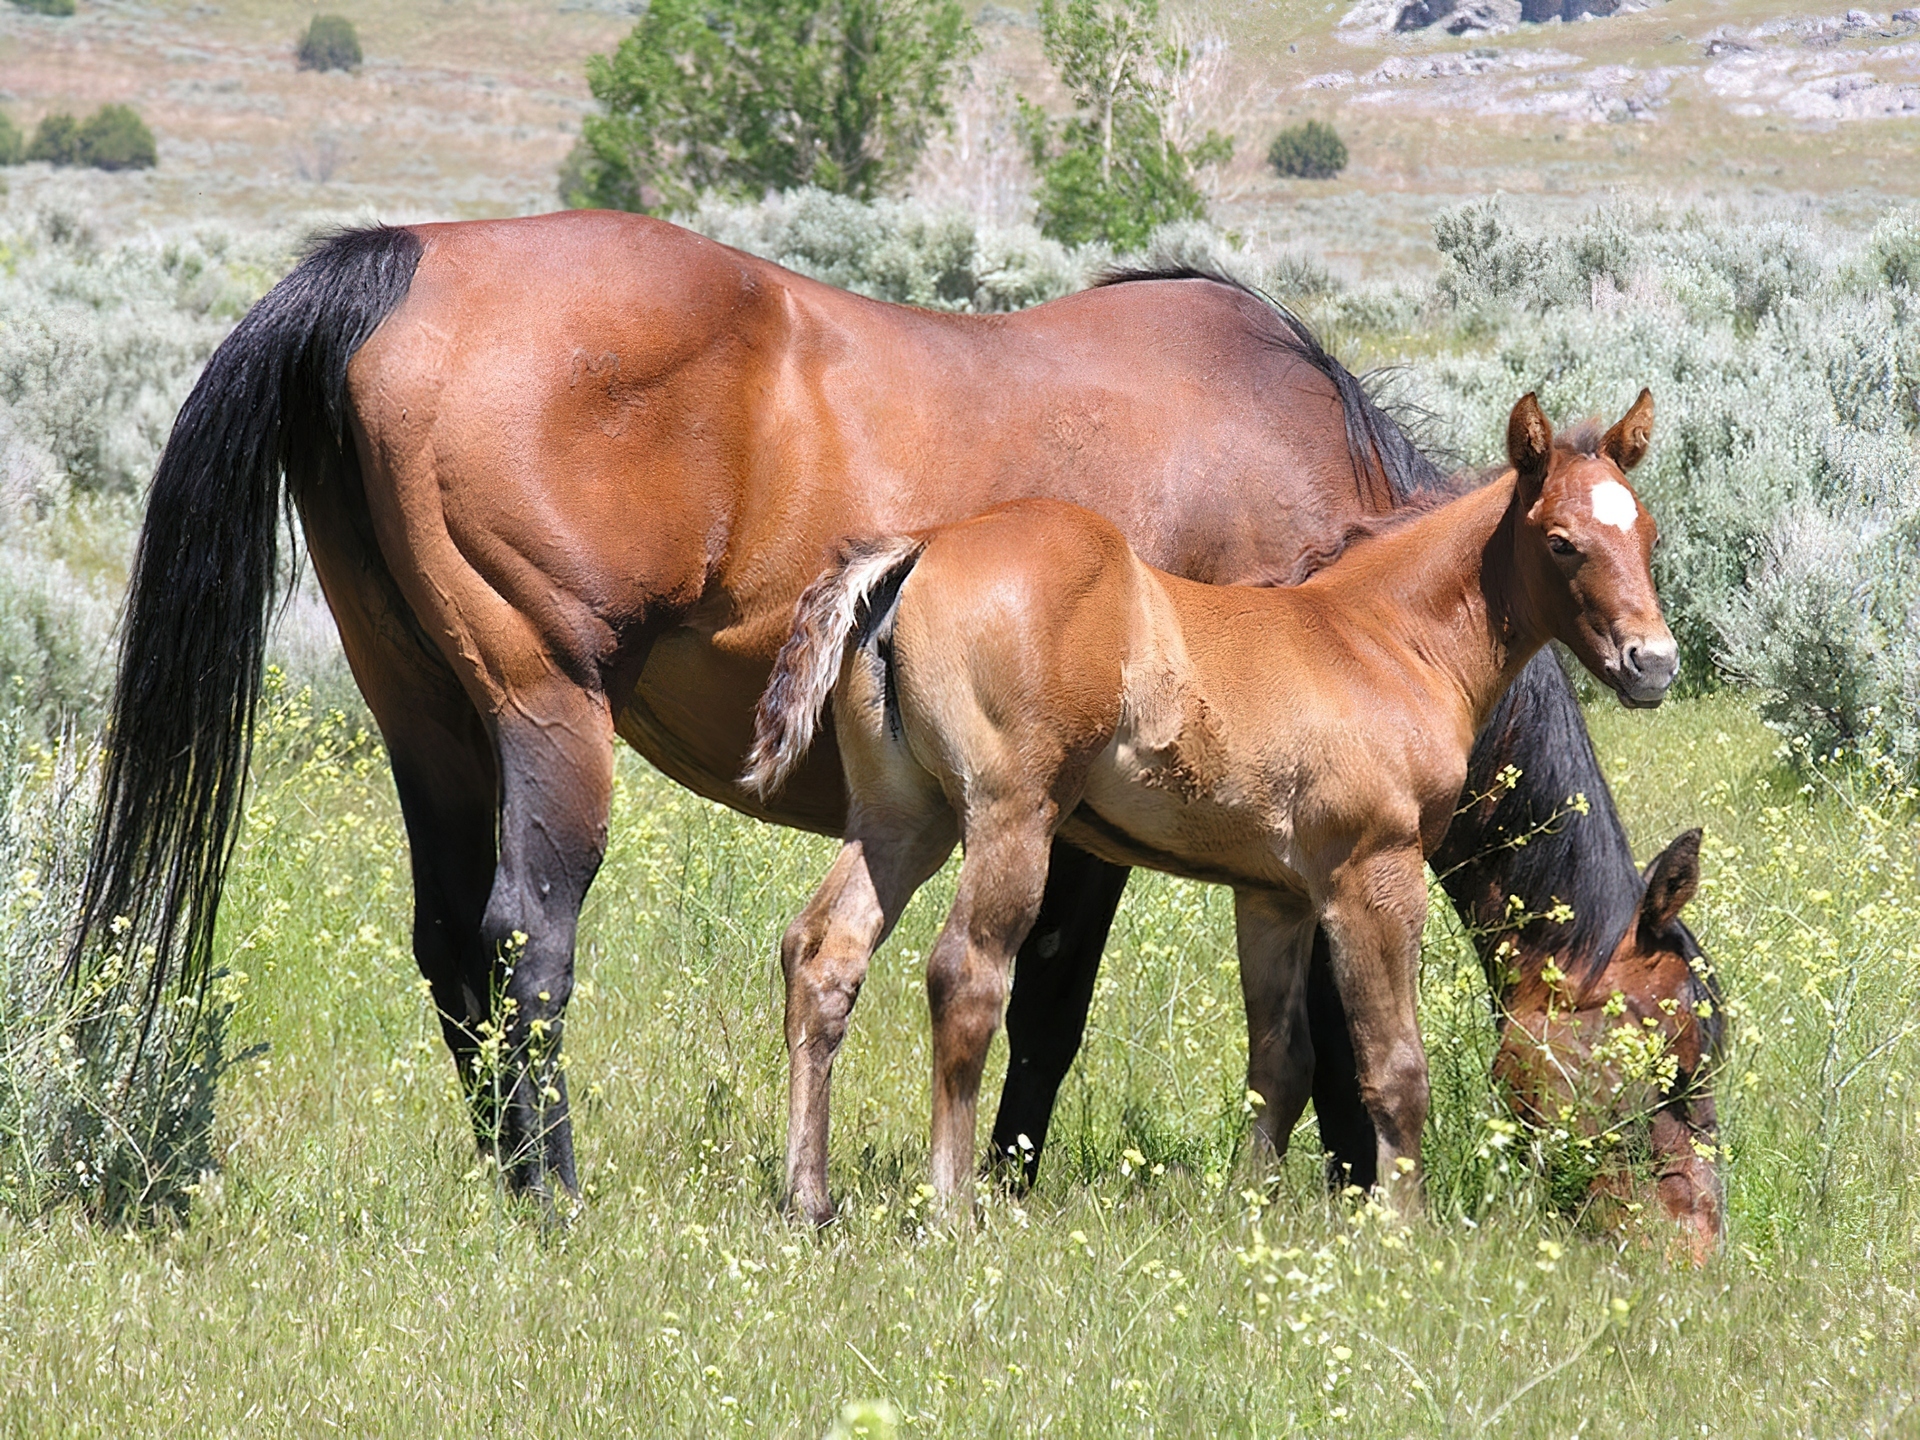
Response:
[745, 392, 1676, 1223]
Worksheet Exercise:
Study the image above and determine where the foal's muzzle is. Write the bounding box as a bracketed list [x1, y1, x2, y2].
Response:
[1611, 634, 1679, 708]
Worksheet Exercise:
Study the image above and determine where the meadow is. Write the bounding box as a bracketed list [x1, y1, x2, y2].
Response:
[1, 676, 1916, 1435]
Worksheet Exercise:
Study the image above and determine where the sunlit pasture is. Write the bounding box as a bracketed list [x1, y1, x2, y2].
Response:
[3, 683, 1914, 1435]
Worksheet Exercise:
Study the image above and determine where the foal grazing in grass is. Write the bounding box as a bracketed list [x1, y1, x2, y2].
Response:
[745, 391, 1676, 1221]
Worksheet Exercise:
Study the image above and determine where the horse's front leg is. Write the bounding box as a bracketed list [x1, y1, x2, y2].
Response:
[990, 841, 1131, 1184]
[1234, 890, 1319, 1164]
[483, 682, 615, 1202]
[1315, 845, 1432, 1208]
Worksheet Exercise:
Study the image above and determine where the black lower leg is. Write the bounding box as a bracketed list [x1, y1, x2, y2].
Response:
[484, 704, 612, 1199]
[1306, 927, 1378, 1191]
[989, 841, 1130, 1185]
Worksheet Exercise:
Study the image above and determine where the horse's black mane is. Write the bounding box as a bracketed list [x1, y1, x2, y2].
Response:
[1100, 264, 1716, 1040]
[1430, 657, 1647, 987]
[1096, 265, 1449, 507]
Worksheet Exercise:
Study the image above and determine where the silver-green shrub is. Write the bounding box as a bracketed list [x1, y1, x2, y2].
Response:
[0, 711, 232, 1223]
[686, 187, 1088, 312]
[0, 210, 358, 733]
[1349, 198, 1920, 770]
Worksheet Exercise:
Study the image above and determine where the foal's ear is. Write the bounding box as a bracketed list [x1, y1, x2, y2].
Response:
[1639, 827, 1702, 938]
[1601, 388, 1655, 472]
[1507, 393, 1553, 506]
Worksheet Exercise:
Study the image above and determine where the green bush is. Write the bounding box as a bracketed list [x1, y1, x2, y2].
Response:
[1267, 119, 1348, 180]
[574, 0, 971, 212]
[20, 106, 156, 170]
[0, 112, 22, 167]
[76, 104, 156, 171]
[25, 112, 81, 166]
[1018, 0, 1231, 250]
[296, 14, 363, 72]
[7, 0, 78, 15]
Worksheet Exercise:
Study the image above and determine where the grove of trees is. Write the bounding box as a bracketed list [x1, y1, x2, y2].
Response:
[565, 0, 1244, 246]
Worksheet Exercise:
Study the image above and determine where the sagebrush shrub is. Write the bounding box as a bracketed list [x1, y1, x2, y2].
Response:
[8, 0, 77, 14]
[1387, 197, 1920, 771]
[0, 710, 232, 1224]
[297, 14, 363, 72]
[0, 112, 22, 167]
[688, 187, 1086, 312]
[1267, 120, 1348, 180]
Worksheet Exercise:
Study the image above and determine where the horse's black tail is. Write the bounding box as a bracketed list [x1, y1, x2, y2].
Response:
[69, 225, 423, 1036]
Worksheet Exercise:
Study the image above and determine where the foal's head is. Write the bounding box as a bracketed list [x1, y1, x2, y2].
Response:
[1504, 390, 1677, 708]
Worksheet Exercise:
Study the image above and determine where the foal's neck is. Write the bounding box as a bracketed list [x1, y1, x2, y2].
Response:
[1308, 474, 1542, 730]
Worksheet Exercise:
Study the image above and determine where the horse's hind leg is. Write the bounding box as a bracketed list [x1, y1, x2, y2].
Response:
[387, 700, 501, 1143]
[297, 489, 505, 1159]
[990, 842, 1131, 1184]
[1234, 890, 1318, 1164]
[481, 683, 616, 1199]
[782, 810, 955, 1225]
[926, 803, 1055, 1217]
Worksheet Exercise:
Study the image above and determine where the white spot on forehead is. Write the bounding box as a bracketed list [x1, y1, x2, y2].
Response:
[1590, 478, 1639, 533]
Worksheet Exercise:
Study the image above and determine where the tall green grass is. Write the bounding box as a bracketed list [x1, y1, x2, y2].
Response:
[2, 686, 1915, 1434]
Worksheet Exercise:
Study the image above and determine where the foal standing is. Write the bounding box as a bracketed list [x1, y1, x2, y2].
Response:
[745, 393, 1676, 1222]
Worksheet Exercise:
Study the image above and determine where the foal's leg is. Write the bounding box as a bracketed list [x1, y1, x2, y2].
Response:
[926, 805, 1055, 1217]
[783, 814, 955, 1225]
[990, 842, 1131, 1183]
[1234, 890, 1319, 1164]
[1316, 848, 1432, 1203]
[481, 683, 617, 1199]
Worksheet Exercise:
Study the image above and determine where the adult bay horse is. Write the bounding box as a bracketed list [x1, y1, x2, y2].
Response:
[74, 210, 1718, 1233]
[742, 394, 1677, 1221]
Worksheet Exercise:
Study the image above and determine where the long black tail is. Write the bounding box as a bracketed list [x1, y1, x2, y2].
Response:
[70, 225, 423, 1032]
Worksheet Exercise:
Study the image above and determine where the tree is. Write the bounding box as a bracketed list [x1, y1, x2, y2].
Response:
[1267, 119, 1346, 180]
[0, 111, 23, 166]
[26, 112, 81, 166]
[567, 0, 973, 213]
[297, 14, 363, 72]
[77, 105, 157, 170]
[1019, 0, 1232, 250]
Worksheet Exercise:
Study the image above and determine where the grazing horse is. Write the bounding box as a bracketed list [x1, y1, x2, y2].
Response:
[1428, 659, 1721, 1251]
[743, 392, 1677, 1221]
[73, 210, 1717, 1236]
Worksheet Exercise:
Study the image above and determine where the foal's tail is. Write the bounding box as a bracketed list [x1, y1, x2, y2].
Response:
[69, 226, 423, 1040]
[741, 536, 927, 799]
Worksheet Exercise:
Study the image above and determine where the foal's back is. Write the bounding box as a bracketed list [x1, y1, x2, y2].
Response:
[878, 497, 1473, 893]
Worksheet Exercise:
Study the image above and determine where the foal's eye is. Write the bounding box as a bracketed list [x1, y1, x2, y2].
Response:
[1548, 534, 1577, 558]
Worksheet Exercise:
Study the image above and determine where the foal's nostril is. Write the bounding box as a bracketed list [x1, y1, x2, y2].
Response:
[1621, 637, 1679, 691]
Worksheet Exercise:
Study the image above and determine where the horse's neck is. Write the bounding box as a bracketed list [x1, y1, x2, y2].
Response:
[1311, 475, 1543, 727]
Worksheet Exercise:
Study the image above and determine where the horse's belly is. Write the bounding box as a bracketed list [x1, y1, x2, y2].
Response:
[613, 626, 849, 835]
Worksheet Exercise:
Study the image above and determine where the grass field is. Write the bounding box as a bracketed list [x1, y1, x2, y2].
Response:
[2, 684, 1915, 1435]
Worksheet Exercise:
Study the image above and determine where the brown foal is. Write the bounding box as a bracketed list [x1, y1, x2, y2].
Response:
[745, 391, 1676, 1222]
